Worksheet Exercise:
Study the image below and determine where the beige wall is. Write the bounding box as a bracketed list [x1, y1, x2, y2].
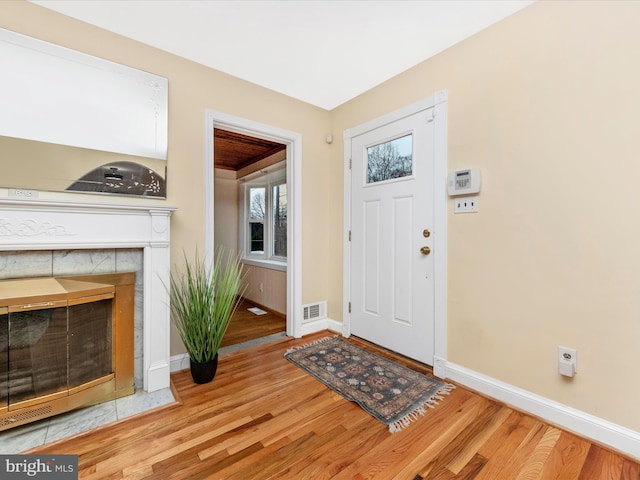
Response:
[330, 1, 640, 431]
[213, 170, 239, 258]
[0, 1, 331, 355]
[242, 265, 287, 315]
[3, 0, 639, 435]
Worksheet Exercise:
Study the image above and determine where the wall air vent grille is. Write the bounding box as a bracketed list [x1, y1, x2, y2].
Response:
[302, 301, 326, 323]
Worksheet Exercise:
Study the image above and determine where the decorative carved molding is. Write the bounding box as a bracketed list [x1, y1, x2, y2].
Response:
[151, 212, 169, 234]
[0, 217, 76, 237]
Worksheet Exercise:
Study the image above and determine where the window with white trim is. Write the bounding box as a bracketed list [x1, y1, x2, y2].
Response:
[248, 186, 266, 254]
[241, 170, 287, 263]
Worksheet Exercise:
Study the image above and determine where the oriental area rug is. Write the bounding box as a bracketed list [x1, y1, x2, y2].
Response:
[284, 336, 455, 433]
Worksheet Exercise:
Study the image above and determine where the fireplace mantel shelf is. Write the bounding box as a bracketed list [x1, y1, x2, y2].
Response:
[0, 198, 177, 393]
[0, 197, 176, 210]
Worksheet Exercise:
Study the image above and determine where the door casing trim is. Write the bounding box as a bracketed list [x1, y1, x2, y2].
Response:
[342, 90, 448, 377]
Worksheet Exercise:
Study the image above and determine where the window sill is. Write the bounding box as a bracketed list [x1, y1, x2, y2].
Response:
[241, 258, 287, 272]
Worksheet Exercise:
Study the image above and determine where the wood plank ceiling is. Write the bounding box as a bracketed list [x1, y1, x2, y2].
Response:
[214, 129, 286, 171]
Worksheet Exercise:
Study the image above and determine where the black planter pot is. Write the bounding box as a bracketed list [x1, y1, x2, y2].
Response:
[189, 354, 219, 384]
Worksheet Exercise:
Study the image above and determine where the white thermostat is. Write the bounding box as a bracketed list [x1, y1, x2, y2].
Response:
[447, 168, 481, 196]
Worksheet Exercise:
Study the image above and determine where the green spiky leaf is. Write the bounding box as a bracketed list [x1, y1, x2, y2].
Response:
[168, 248, 245, 363]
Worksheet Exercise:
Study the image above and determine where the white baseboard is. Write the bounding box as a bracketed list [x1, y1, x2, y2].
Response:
[170, 353, 190, 373]
[446, 361, 640, 461]
[326, 318, 343, 334]
[146, 362, 171, 392]
[296, 317, 342, 337]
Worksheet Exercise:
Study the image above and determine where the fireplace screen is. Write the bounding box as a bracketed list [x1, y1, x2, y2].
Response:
[0, 309, 6, 409]
[69, 299, 113, 388]
[8, 304, 69, 405]
[1, 298, 113, 407]
[0, 275, 133, 431]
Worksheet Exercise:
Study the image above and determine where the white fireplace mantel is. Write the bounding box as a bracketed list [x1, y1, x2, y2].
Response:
[0, 198, 177, 392]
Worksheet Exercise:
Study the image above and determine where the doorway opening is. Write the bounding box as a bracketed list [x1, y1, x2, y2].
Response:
[213, 128, 287, 347]
[204, 110, 303, 347]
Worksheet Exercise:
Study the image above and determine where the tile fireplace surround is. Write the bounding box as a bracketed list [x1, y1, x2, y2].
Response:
[0, 198, 176, 393]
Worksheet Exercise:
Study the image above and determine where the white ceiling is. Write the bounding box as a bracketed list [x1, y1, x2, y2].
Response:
[30, 0, 535, 110]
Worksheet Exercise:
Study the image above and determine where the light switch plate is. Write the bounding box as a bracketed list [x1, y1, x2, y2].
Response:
[454, 195, 478, 214]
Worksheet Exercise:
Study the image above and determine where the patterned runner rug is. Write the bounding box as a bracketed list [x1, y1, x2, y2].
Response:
[284, 336, 454, 433]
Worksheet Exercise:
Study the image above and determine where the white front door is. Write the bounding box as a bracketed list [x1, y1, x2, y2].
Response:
[348, 106, 436, 365]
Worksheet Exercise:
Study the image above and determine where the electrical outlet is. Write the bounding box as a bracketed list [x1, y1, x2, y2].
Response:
[558, 346, 577, 377]
[454, 195, 478, 214]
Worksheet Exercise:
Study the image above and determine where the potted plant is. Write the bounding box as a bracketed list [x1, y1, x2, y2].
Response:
[169, 249, 244, 384]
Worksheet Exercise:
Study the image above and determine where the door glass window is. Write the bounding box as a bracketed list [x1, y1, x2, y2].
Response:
[366, 134, 413, 184]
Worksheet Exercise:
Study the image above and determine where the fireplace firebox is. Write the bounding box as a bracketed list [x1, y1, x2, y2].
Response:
[0, 272, 134, 431]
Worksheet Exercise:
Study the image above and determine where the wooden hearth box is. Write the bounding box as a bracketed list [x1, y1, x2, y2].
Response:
[0, 272, 135, 431]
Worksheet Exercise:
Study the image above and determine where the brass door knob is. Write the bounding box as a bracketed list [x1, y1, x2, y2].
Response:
[420, 246, 431, 255]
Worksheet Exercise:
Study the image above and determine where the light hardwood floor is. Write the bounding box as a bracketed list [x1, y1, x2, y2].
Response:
[221, 299, 286, 348]
[28, 332, 639, 479]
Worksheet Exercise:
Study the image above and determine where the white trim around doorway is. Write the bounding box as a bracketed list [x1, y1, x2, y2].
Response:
[204, 110, 303, 338]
